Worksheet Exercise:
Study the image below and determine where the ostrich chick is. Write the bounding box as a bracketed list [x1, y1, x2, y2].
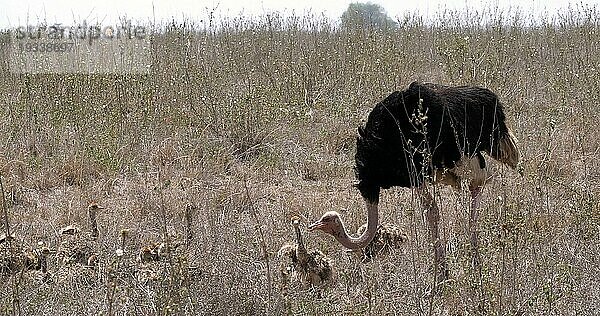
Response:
[349, 222, 408, 263]
[278, 217, 333, 288]
[23, 246, 51, 272]
[138, 243, 162, 263]
[0, 243, 51, 275]
[57, 202, 103, 266]
[0, 233, 15, 244]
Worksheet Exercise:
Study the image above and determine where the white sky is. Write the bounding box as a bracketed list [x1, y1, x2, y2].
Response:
[0, 0, 597, 28]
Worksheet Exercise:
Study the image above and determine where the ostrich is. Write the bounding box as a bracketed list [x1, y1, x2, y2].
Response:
[0, 234, 20, 274]
[57, 202, 103, 266]
[278, 216, 333, 288]
[0, 233, 15, 244]
[23, 246, 51, 272]
[138, 242, 162, 263]
[138, 229, 184, 264]
[0, 239, 51, 276]
[349, 223, 409, 263]
[309, 82, 520, 277]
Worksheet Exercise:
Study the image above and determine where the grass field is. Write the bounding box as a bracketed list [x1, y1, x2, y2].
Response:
[0, 4, 599, 315]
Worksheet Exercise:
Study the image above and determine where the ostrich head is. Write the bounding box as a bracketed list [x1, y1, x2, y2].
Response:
[308, 201, 379, 250]
[291, 216, 300, 228]
[307, 211, 343, 235]
[88, 202, 104, 213]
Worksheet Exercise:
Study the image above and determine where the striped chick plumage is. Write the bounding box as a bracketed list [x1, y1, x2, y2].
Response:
[57, 203, 103, 267]
[278, 217, 333, 288]
[352, 223, 408, 263]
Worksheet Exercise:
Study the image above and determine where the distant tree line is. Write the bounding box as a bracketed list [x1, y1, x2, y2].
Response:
[341, 2, 398, 30]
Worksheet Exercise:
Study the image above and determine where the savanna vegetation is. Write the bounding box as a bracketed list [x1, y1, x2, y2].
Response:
[0, 3, 599, 315]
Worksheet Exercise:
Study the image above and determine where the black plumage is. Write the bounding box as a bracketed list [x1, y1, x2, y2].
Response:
[355, 81, 519, 202]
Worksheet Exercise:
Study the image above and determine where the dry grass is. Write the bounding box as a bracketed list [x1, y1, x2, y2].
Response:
[0, 4, 599, 315]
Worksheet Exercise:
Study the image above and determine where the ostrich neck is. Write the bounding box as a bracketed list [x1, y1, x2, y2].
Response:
[40, 255, 48, 273]
[334, 200, 379, 249]
[295, 226, 305, 251]
[294, 225, 308, 264]
[89, 210, 98, 238]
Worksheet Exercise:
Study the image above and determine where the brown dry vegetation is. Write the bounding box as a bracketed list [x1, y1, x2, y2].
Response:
[0, 4, 599, 316]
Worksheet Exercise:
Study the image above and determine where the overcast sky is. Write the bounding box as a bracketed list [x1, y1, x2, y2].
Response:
[0, 0, 597, 28]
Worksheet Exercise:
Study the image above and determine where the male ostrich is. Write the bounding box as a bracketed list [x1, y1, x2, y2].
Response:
[278, 216, 333, 288]
[349, 223, 409, 263]
[309, 82, 520, 277]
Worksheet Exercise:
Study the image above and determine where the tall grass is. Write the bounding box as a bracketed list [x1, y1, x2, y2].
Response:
[0, 4, 599, 315]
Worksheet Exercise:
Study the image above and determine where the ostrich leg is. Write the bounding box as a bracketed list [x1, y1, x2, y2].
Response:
[417, 184, 448, 280]
[469, 186, 483, 269]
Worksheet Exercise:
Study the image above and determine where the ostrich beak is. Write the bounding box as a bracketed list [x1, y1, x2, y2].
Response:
[307, 220, 325, 231]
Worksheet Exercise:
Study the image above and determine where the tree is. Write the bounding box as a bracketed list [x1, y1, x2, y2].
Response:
[341, 2, 397, 30]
